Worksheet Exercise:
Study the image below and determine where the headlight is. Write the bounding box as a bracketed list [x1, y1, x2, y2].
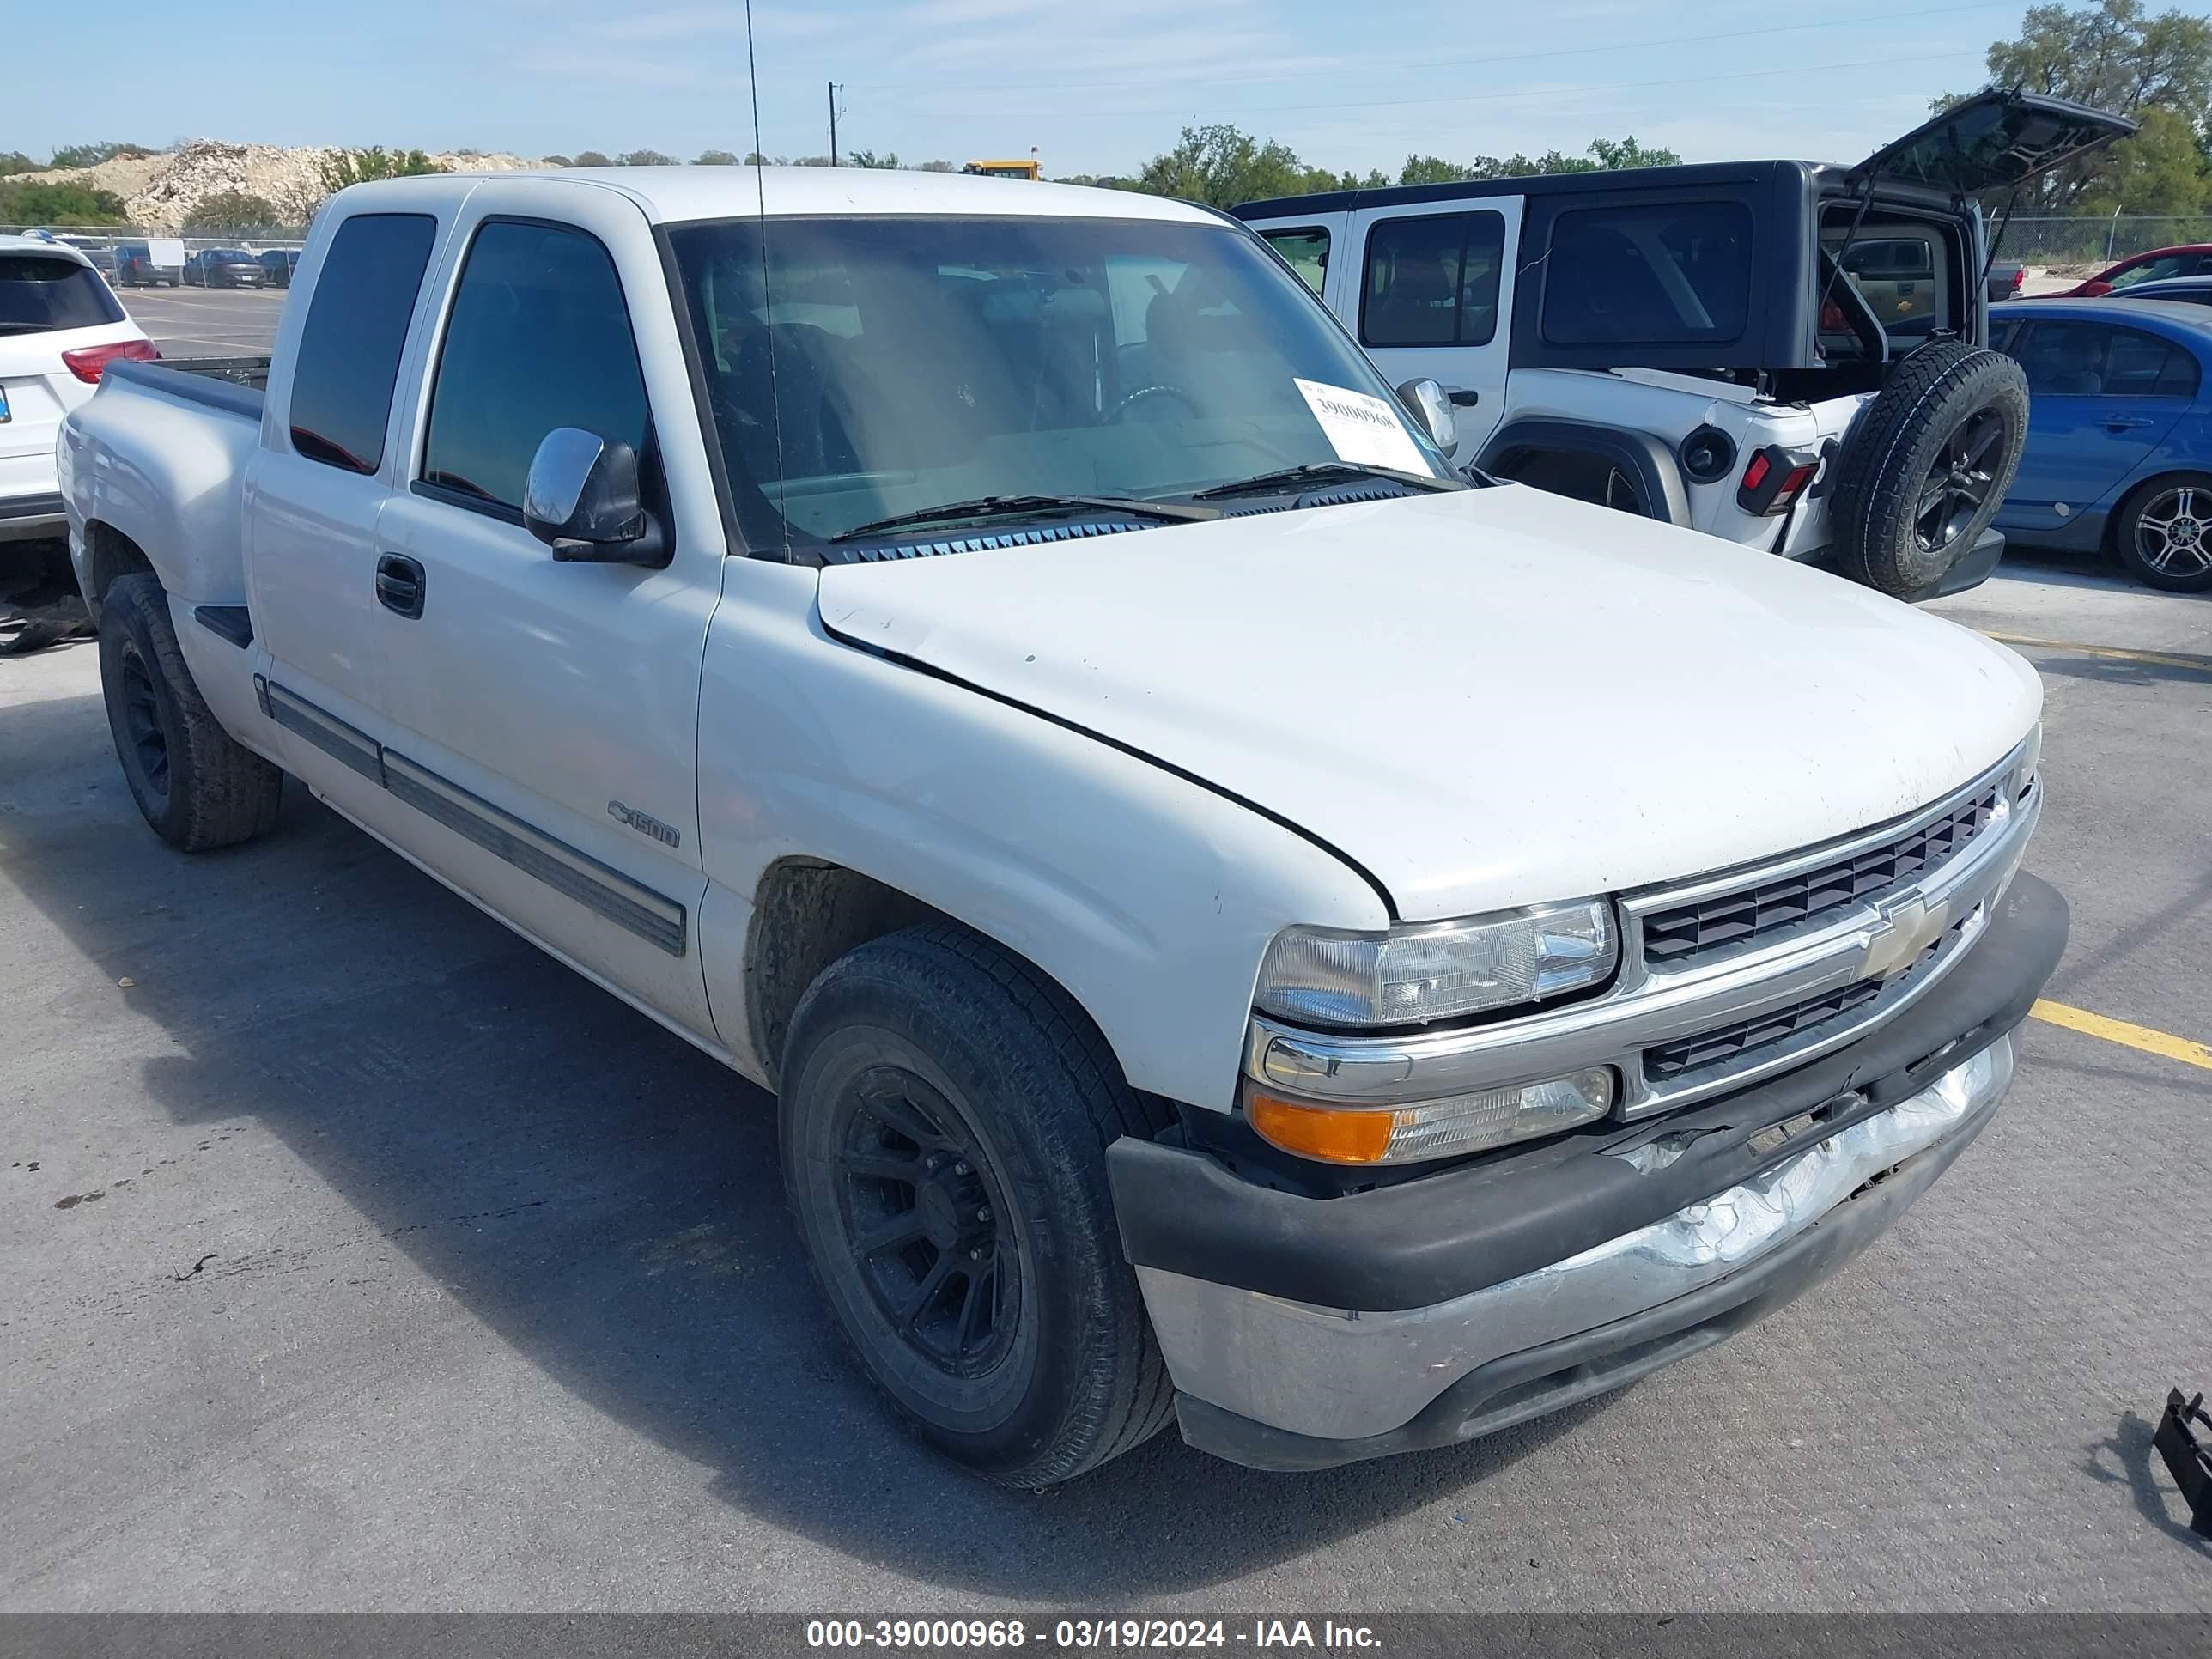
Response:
[1246, 1068, 1616, 1165]
[1254, 899, 1616, 1029]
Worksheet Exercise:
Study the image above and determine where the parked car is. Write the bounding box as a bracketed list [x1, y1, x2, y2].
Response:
[1990, 296, 2212, 592]
[1, 235, 155, 650]
[59, 237, 118, 277]
[2107, 274, 2212, 311]
[2042, 244, 2212, 298]
[113, 242, 183, 287]
[59, 168, 2066, 1484]
[1235, 90, 2133, 602]
[257, 247, 301, 287]
[183, 247, 268, 288]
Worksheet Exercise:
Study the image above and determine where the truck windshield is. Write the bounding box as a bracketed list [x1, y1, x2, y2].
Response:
[665, 214, 1455, 553]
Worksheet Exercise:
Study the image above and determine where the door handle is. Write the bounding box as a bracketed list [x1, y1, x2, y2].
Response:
[375, 553, 425, 619]
[2104, 416, 2154, 431]
[1446, 386, 1481, 407]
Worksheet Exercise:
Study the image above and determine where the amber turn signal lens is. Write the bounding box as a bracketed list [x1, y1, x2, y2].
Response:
[1247, 1092, 1395, 1164]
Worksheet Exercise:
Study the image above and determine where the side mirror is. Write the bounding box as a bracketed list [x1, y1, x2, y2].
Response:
[523, 428, 668, 566]
[1395, 378, 1459, 459]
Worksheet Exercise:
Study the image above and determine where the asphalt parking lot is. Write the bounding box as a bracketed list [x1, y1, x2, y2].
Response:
[123, 284, 288, 359]
[4, 543, 2209, 1607]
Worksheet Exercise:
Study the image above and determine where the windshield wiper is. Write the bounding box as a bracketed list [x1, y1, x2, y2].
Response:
[1191, 461, 1459, 501]
[830, 493, 1218, 543]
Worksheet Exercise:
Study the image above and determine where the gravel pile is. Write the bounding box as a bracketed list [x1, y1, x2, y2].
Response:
[21, 141, 544, 229]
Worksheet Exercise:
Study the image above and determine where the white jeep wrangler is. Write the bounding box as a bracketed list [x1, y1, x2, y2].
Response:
[1237, 89, 2133, 600]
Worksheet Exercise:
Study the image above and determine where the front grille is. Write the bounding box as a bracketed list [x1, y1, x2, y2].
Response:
[1641, 786, 2000, 967]
[1643, 927, 1956, 1082]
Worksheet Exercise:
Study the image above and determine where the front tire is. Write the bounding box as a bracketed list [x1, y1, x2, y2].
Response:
[780, 923, 1172, 1487]
[98, 574, 285, 851]
[2113, 472, 2212, 592]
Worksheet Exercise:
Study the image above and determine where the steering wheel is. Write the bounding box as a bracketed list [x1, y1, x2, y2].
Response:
[1106, 383, 1200, 424]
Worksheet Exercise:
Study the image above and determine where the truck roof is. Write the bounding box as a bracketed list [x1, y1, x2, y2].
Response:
[1231, 159, 1830, 222]
[330, 166, 1221, 227]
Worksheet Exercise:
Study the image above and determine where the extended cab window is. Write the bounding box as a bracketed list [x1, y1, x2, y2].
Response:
[1260, 228, 1329, 294]
[1362, 211, 1504, 347]
[288, 214, 438, 473]
[2008, 320, 2201, 398]
[1541, 200, 1751, 347]
[420, 220, 649, 515]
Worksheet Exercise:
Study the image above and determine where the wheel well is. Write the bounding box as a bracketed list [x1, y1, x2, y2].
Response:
[83, 521, 156, 617]
[744, 861, 956, 1088]
[1487, 445, 1644, 511]
[1476, 419, 1691, 523]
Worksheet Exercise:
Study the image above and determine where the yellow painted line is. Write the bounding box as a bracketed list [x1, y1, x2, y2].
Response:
[2031, 999, 2212, 1073]
[1984, 634, 2212, 677]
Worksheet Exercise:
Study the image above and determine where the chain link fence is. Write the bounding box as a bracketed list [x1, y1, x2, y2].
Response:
[1997, 216, 2212, 266]
[2, 225, 308, 252]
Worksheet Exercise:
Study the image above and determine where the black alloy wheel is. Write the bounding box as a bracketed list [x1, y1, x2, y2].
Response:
[1913, 408, 2007, 554]
[832, 1066, 1020, 1381]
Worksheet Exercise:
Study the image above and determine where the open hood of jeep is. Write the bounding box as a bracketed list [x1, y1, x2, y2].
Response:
[814, 486, 2044, 922]
[1852, 88, 2136, 198]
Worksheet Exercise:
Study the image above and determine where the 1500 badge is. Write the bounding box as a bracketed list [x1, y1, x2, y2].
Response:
[608, 800, 681, 848]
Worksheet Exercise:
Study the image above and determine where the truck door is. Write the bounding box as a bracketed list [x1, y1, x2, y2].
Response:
[246, 210, 443, 811]
[1343, 198, 1522, 456]
[368, 190, 720, 1039]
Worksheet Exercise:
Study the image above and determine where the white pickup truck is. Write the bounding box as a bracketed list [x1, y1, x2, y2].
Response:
[61, 167, 2068, 1486]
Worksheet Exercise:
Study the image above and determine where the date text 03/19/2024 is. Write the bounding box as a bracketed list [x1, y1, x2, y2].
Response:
[805, 1619, 1382, 1650]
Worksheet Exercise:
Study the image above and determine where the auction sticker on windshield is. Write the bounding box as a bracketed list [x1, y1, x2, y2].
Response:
[1293, 378, 1426, 474]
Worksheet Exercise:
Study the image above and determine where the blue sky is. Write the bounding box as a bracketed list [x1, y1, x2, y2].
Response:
[7, 0, 2161, 178]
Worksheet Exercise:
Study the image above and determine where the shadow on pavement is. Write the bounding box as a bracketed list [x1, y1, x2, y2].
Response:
[4, 685, 1588, 1600]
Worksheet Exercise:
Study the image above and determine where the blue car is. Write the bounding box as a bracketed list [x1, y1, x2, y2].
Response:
[1990, 297, 2212, 591]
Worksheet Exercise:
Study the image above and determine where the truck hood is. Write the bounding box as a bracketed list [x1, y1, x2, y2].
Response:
[814, 486, 2042, 921]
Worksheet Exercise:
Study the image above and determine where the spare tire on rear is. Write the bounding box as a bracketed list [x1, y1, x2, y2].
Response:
[1829, 342, 2028, 599]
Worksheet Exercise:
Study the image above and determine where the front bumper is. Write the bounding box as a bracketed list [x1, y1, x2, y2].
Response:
[1111, 871, 2066, 1470]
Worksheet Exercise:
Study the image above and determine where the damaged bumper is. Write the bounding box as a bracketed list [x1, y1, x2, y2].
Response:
[1109, 872, 2068, 1471]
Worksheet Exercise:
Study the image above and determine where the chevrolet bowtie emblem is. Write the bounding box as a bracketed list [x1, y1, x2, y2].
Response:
[1860, 890, 1952, 980]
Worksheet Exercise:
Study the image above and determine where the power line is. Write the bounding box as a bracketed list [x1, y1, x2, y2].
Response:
[846, 0, 2013, 96]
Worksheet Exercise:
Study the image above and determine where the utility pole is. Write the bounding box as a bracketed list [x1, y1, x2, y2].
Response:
[828, 82, 842, 167]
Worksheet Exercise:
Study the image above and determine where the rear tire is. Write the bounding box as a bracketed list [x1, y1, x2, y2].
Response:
[1830, 343, 2028, 599]
[780, 923, 1172, 1487]
[2112, 471, 2212, 593]
[98, 574, 284, 851]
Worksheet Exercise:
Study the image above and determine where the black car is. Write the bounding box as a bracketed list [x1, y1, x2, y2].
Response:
[112, 243, 183, 287]
[183, 248, 267, 289]
[256, 247, 301, 287]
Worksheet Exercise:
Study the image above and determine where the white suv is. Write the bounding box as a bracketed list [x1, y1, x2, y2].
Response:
[1237, 90, 2133, 600]
[1, 234, 155, 648]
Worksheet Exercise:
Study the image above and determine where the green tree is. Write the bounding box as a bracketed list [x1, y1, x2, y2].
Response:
[2075, 105, 2211, 211]
[573, 150, 613, 167]
[541, 155, 574, 167]
[1133, 124, 1322, 206]
[1935, 0, 2212, 210]
[48, 141, 154, 170]
[1400, 136, 1680, 188]
[319, 147, 445, 193]
[845, 149, 901, 168]
[619, 149, 677, 167]
[0, 151, 43, 179]
[693, 149, 740, 166]
[0, 179, 128, 224]
[182, 191, 286, 234]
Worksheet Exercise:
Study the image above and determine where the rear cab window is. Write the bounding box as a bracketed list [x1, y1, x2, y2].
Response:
[288, 214, 440, 472]
[417, 219, 651, 520]
[0, 252, 125, 333]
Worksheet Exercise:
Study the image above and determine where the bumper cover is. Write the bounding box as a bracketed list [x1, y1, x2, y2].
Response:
[1111, 871, 2066, 1468]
